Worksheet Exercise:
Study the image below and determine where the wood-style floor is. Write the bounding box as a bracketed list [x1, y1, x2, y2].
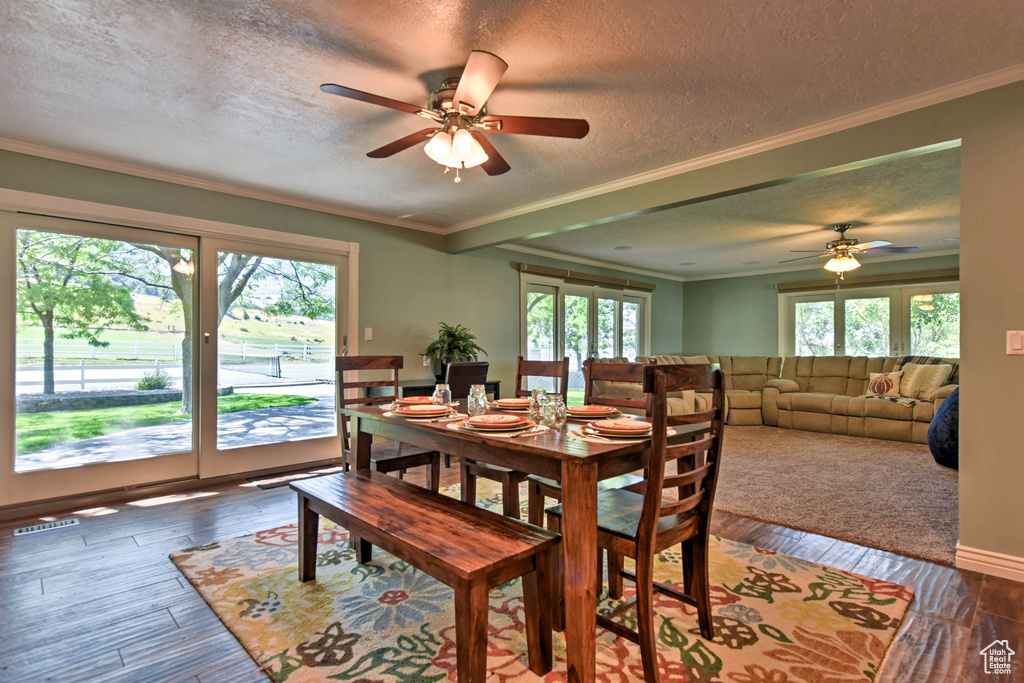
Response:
[0, 463, 1020, 683]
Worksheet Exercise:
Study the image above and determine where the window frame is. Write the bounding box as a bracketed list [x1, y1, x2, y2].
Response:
[778, 281, 960, 357]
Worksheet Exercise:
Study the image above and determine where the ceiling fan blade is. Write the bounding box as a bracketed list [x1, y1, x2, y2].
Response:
[859, 246, 920, 254]
[478, 114, 590, 138]
[779, 253, 829, 263]
[470, 132, 511, 175]
[852, 240, 893, 251]
[366, 128, 438, 158]
[320, 83, 442, 121]
[788, 250, 832, 253]
[452, 51, 508, 116]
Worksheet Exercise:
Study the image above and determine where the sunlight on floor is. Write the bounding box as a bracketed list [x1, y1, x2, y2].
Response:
[128, 491, 219, 507]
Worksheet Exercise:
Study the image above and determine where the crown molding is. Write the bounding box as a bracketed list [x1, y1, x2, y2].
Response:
[0, 137, 446, 235]
[498, 244, 687, 283]
[450, 64, 1024, 233]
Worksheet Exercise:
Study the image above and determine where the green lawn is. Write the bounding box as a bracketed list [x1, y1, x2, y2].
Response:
[17, 394, 316, 455]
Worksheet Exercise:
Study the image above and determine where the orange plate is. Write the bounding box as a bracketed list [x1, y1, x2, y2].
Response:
[461, 418, 535, 432]
[395, 396, 434, 405]
[566, 405, 619, 417]
[464, 414, 529, 430]
[582, 426, 651, 439]
[493, 398, 531, 409]
[588, 419, 652, 434]
[394, 405, 452, 417]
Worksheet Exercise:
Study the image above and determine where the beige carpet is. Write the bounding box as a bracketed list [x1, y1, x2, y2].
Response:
[715, 427, 958, 565]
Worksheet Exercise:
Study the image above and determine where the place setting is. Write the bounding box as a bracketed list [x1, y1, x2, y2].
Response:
[487, 397, 531, 411]
[568, 416, 667, 443]
[564, 403, 622, 421]
[446, 413, 549, 438]
[383, 401, 466, 422]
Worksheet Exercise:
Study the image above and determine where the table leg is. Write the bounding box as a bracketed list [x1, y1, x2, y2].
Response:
[351, 418, 374, 562]
[298, 493, 318, 582]
[560, 459, 598, 683]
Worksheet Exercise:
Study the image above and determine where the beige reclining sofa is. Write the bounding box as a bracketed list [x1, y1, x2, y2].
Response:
[632, 353, 957, 443]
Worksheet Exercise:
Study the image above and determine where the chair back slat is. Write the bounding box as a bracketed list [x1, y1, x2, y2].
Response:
[445, 361, 490, 399]
[634, 364, 725, 553]
[662, 462, 712, 490]
[660, 491, 705, 517]
[336, 355, 404, 450]
[514, 356, 570, 400]
[669, 408, 717, 425]
[583, 358, 652, 413]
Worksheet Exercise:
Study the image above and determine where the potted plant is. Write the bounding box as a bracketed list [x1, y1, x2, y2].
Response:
[422, 322, 487, 382]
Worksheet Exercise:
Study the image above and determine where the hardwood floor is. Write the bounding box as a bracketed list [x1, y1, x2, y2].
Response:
[0, 463, 1019, 682]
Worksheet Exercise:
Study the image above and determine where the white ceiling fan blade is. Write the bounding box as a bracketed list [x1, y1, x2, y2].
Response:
[852, 240, 893, 251]
[452, 51, 508, 116]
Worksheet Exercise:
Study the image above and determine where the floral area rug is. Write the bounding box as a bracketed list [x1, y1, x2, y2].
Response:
[170, 481, 913, 682]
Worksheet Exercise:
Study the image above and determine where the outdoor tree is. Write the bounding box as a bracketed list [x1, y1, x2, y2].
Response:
[15, 231, 149, 394]
[109, 247, 334, 414]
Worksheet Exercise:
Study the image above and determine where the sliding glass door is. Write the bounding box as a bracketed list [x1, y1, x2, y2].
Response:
[199, 239, 346, 478]
[0, 213, 352, 506]
[1, 213, 199, 503]
[521, 275, 650, 405]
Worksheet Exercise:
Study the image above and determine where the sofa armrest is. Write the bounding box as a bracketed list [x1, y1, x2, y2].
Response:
[930, 383, 958, 411]
[765, 378, 800, 392]
[928, 383, 957, 401]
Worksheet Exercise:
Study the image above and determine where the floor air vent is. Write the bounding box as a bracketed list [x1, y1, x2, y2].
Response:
[13, 519, 79, 536]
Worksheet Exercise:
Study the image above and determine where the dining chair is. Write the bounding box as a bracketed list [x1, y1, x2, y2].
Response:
[526, 358, 650, 624]
[582, 356, 652, 414]
[546, 363, 726, 683]
[337, 355, 442, 491]
[459, 356, 570, 518]
[441, 361, 490, 466]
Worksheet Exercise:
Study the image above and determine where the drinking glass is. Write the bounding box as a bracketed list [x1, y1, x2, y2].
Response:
[549, 395, 567, 429]
[528, 389, 548, 422]
[466, 384, 487, 416]
[432, 383, 451, 406]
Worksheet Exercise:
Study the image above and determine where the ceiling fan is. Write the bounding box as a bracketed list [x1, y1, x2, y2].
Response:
[780, 223, 919, 279]
[320, 50, 590, 182]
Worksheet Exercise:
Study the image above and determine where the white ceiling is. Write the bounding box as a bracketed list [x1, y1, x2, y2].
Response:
[517, 146, 961, 279]
[1, 0, 1021, 237]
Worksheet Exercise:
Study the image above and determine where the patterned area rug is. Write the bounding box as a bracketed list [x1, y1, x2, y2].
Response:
[171, 481, 913, 682]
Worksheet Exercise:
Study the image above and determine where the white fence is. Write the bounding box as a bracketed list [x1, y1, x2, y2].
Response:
[16, 340, 336, 391]
[16, 338, 335, 362]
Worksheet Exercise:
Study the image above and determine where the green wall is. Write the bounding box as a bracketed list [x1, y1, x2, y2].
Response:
[0, 150, 683, 400]
[680, 255, 960, 356]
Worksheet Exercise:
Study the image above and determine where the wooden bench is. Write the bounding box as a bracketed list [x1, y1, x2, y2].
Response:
[291, 471, 559, 683]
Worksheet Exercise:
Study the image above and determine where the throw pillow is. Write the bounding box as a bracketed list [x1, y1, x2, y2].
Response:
[867, 370, 903, 397]
[900, 363, 953, 400]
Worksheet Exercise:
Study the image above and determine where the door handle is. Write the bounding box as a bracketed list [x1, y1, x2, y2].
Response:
[204, 333, 210, 344]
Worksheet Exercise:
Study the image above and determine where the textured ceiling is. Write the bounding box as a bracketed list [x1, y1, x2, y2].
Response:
[519, 147, 961, 279]
[0, 0, 1021, 232]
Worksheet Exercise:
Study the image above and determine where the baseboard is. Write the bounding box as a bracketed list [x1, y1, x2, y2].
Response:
[956, 545, 1024, 583]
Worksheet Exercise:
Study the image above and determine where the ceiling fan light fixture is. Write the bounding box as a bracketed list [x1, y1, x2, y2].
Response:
[824, 253, 861, 274]
[423, 131, 453, 164]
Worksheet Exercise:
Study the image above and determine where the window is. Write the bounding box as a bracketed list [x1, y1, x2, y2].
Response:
[520, 274, 651, 404]
[781, 283, 959, 356]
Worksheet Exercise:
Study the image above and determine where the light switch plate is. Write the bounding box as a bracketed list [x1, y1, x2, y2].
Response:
[364, 327, 372, 341]
[1008, 331, 1024, 355]
[423, 355, 431, 366]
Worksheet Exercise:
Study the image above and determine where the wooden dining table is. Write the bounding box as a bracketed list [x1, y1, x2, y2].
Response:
[340, 403, 697, 683]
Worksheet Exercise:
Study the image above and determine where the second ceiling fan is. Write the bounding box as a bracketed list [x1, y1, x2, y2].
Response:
[321, 50, 590, 182]
[781, 223, 919, 279]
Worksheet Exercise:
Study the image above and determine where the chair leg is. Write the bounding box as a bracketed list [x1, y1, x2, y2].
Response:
[527, 482, 544, 527]
[453, 578, 489, 683]
[444, 452, 451, 468]
[680, 537, 695, 594]
[502, 475, 521, 519]
[691, 536, 714, 640]
[546, 513, 565, 631]
[428, 454, 441, 492]
[397, 468, 405, 480]
[608, 551, 624, 599]
[460, 462, 477, 506]
[635, 554, 660, 683]
[522, 546, 554, 675]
